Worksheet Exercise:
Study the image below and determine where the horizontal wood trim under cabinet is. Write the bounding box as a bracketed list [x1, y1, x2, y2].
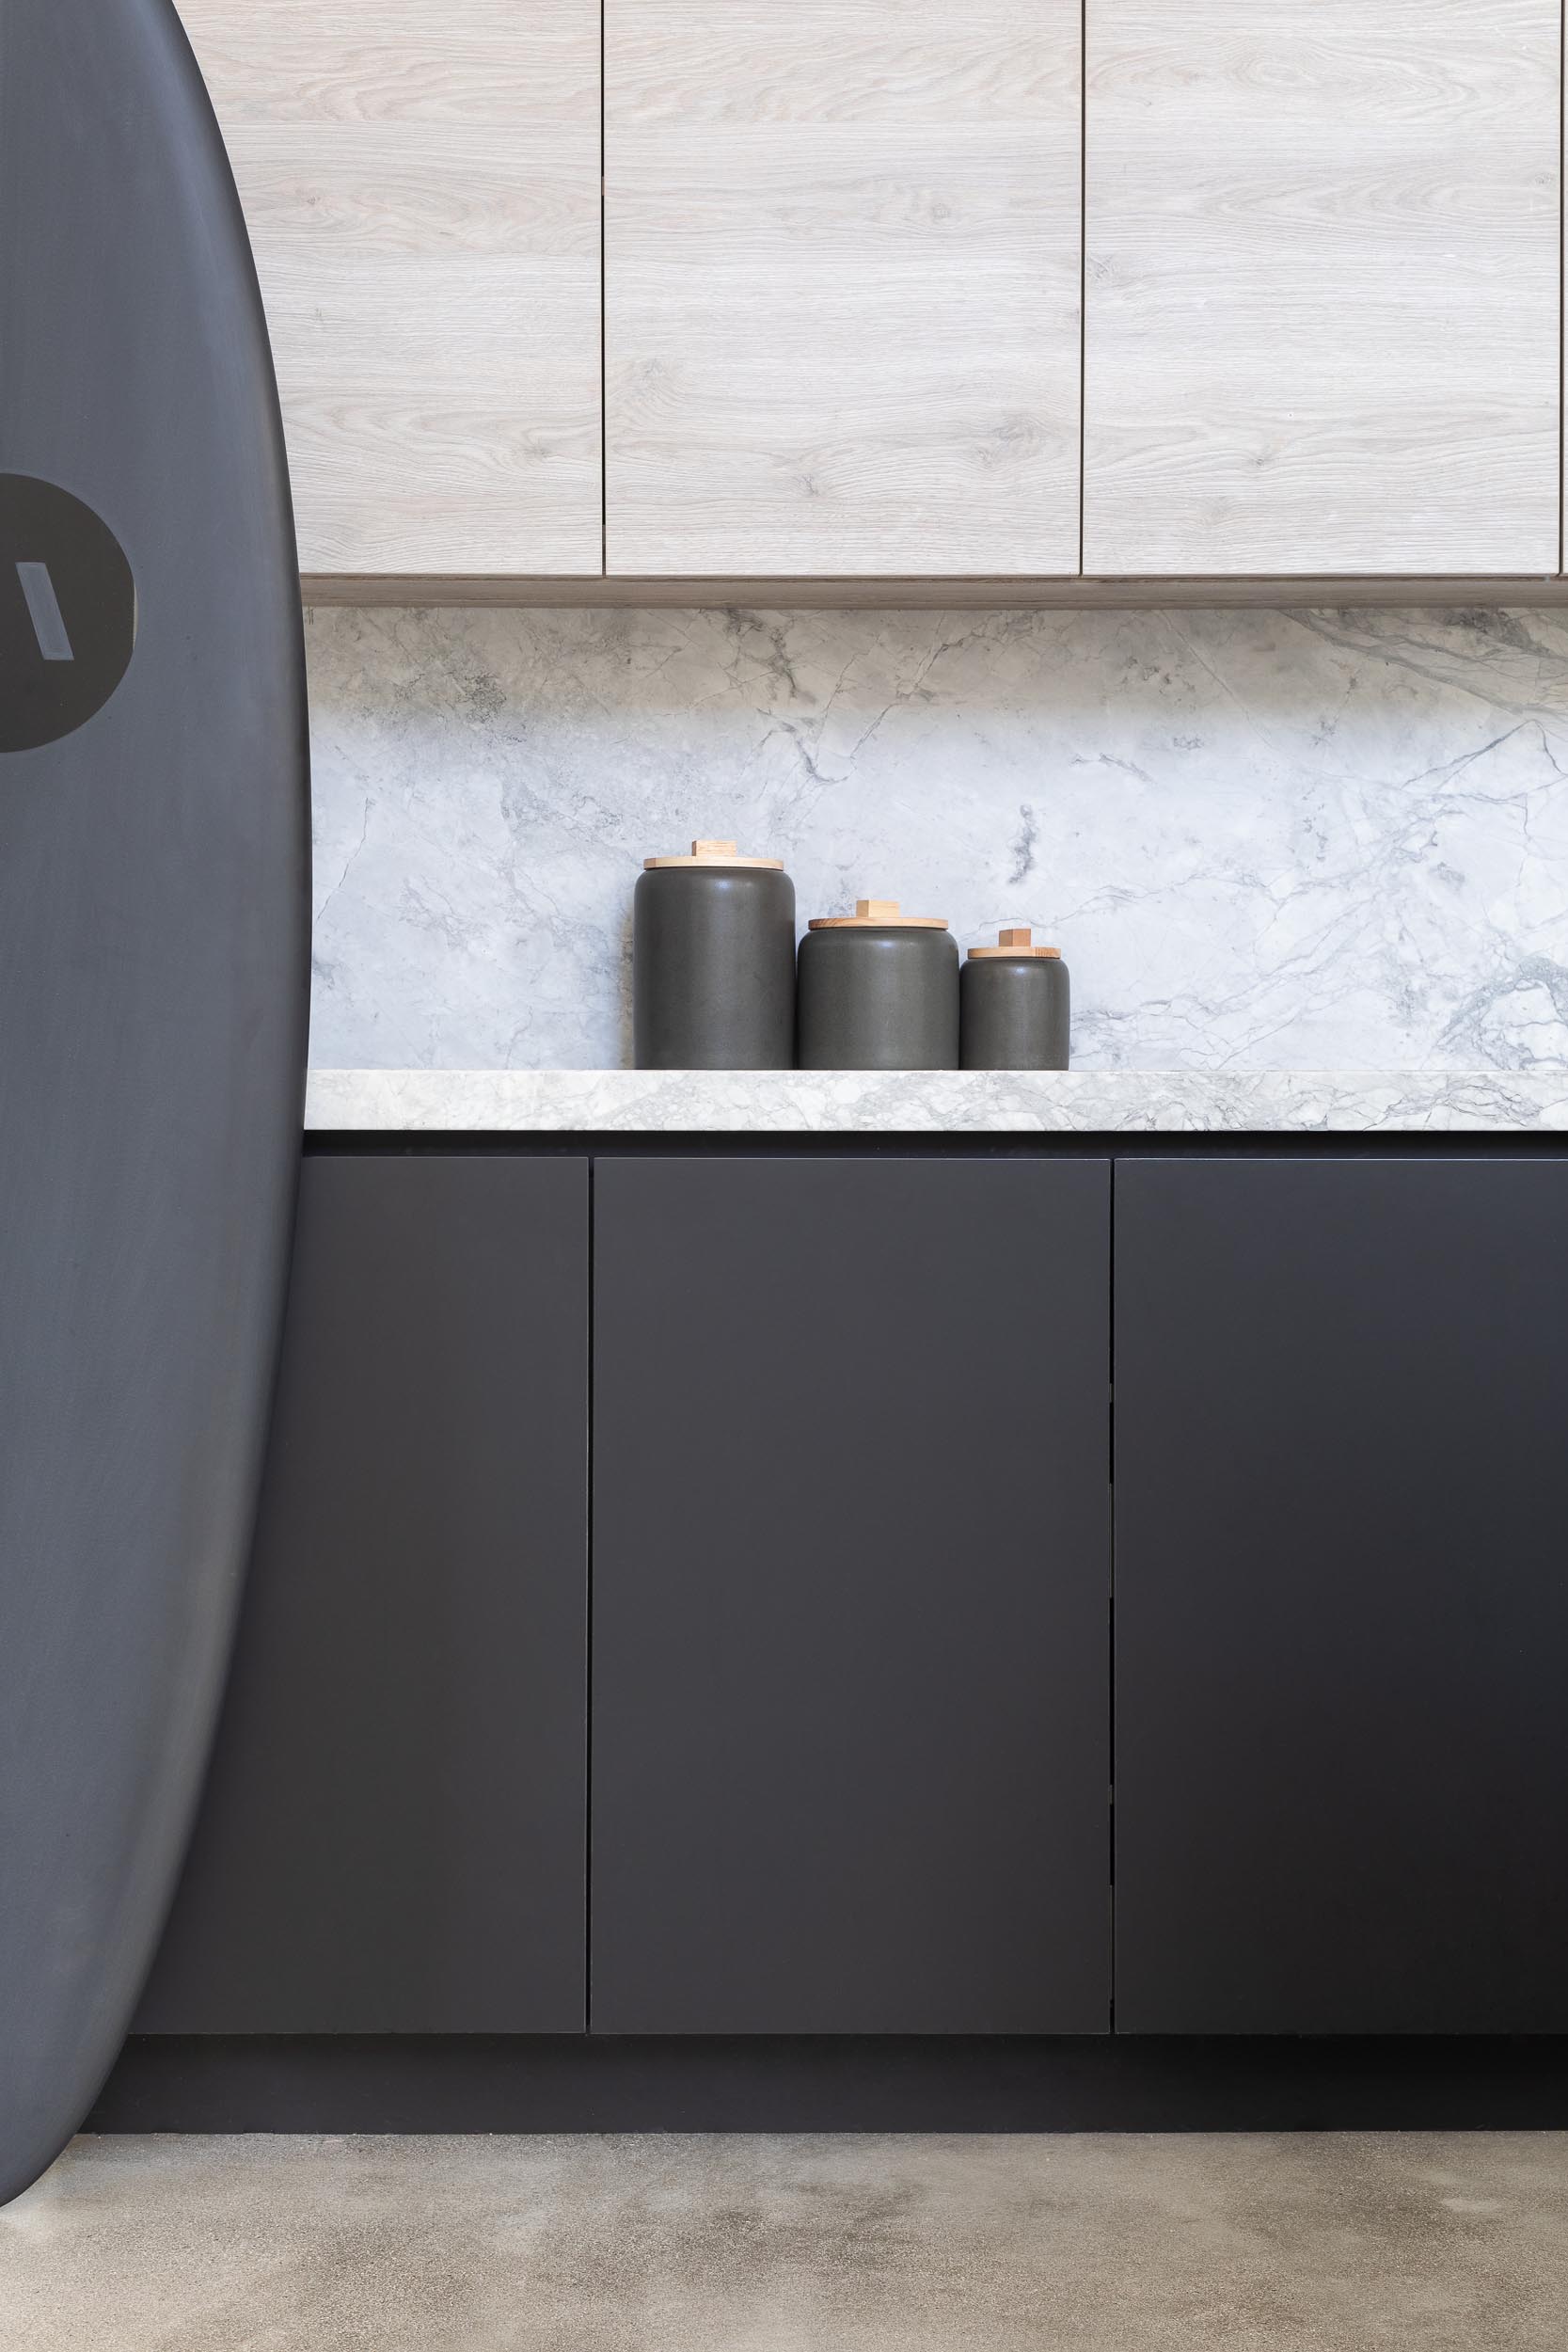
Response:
[301, 573, 1568, 610]
[604, 0, 1083, 577]
[1085, 0, 1561, 577]
[182, 0, 604, 577]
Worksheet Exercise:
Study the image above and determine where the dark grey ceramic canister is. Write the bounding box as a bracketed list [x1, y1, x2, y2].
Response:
[960, 928, 1070, 1070]
[634, 840, 796, 1069]
[797, 898, 959, 1070]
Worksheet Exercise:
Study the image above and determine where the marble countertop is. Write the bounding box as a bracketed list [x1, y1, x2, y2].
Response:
[304, 1068, 1568, 1135]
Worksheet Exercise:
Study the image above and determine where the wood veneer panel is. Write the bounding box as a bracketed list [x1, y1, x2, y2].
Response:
[605, 0, 1082, 576]
[1085, 0, 1560, 575]
[181, 0, 603, 576]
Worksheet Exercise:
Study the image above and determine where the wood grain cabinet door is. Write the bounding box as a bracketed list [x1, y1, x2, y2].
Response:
[1085, 1, 1561, 576]
[604, 0, 1083, 576]
[1115, 1159, 1568, 2034]
[592, 1157, 1111, 2033]
[178, 0, 604, 579]
[137, 1156, 590, 2032]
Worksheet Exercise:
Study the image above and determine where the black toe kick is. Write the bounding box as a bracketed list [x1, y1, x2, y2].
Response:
[89, 2035, 1568, 2137]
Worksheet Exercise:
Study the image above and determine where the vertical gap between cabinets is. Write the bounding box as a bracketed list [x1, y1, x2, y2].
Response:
[1107, 1156, 1116, 2029]
[1560, 0, 1564, 576]
[584, 1155, 595, 2029]
[1078, 0, 1088, 574]
[600, 0, 609, 575]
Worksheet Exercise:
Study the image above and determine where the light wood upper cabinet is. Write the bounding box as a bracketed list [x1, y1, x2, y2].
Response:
[604, 0, 1083, 577]
[1085, 0, 1561, 577]
[183, 0, 1568, 588]
[180, 1, 603, 578]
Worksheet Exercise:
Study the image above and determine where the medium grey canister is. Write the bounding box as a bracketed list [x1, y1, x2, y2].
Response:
[634, 839, 796, 1069]
[797, 898, 959, 1070]
[960, 928, 1070, 1070]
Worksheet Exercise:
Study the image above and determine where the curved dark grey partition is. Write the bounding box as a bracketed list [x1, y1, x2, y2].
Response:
[0, 0, 309, 2202]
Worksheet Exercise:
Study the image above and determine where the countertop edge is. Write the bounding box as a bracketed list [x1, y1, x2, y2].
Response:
[302, 1071, 1568, 1137]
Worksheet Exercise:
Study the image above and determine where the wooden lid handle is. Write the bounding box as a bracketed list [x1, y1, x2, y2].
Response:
[967, 925, 1062, 960]
[643, 839, 784, 869]
[808, 896, 949, 930]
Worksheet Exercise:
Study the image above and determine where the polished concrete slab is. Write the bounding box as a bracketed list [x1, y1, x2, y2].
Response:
[3, 2132, 1566, 2351]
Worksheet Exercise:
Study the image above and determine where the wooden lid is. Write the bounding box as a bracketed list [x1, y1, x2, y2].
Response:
[967, 926, 1061, 960]
[643, 838, 784, 870]
[808, 898, 948, 930]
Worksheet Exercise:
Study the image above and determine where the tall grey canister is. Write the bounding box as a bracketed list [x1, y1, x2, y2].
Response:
[960, 927, 1070, 1069]
[634, 839, 797, 1068]
[797, 898, 959, 1070]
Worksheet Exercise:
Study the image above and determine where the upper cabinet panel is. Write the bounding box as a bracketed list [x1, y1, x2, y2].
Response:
[181, 1, 603, 577]
[605, 0, 1083, 577]
[1084, 0, 1561, 577]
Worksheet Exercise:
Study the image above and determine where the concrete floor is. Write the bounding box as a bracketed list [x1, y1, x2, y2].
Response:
[3, 2133, 1567, 2351]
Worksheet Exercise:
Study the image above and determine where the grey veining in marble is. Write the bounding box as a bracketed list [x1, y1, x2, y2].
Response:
[305, 606, 1568, 1073]
[304, 1067, 1568, 1134]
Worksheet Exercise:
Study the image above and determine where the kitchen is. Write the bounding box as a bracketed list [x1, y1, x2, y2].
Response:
[2, 3, 1566, 2346]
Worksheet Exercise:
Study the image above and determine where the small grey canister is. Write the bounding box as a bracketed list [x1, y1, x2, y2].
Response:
[960, 927, 1070, 1070]
[797, 898, 959, 1071]
[634, 839, 796, 1069]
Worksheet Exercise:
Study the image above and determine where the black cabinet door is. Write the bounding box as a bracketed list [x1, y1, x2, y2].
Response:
[137, 1155, 589, 2032]
[592, 1156, 1110, 2034]
[1116, 1158, 1568, 2034]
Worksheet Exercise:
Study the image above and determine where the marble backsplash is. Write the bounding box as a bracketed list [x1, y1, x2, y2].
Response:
[306, 604, 1568, 1072]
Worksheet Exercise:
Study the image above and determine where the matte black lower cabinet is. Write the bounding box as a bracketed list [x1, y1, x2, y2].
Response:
[136, 1155, 590, 2033]
[592, 1156, 1112, 2034]
[1115, 1158, 1568, 2035]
